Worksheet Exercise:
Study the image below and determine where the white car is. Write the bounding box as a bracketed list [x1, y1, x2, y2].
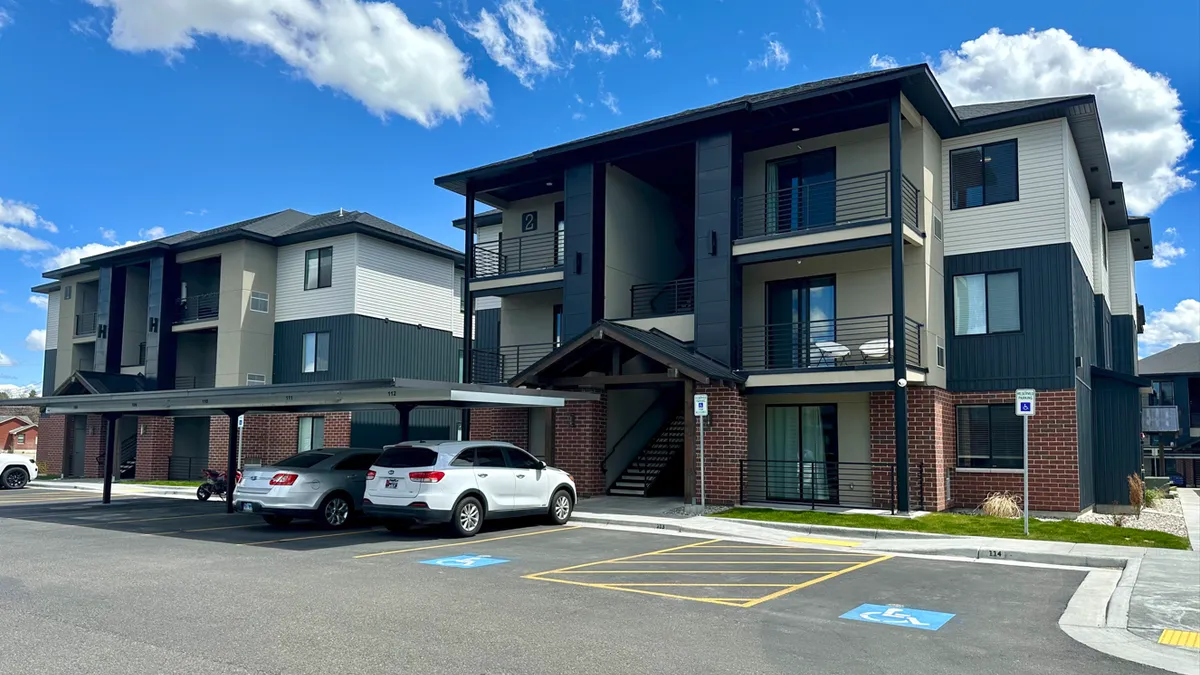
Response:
[363, 441, 576, 537]
[1, 454, 38, 489]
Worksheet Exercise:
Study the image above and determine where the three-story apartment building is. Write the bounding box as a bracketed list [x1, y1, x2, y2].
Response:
[441, 64, 1153, 514]
[33, 209, 465, 480]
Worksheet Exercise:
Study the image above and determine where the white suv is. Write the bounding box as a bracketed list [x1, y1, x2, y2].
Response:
[362, 441, 576, 537]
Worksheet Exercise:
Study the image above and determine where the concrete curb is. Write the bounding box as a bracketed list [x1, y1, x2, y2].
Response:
[28, 482, 199, 500]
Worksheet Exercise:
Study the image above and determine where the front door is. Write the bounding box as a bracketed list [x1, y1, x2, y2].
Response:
[69, 415, 87, 478]
[768, 148, 836, 233]
[765, 404, 839, 502]
[766, 276, 836, 369]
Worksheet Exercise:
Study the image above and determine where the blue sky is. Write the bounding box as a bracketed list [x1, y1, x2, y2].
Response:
[0, 0, 1197, 394]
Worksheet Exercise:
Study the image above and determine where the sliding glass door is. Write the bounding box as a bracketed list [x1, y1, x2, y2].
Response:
[764, 404, 838, 503]
[766, 148, 836, 233]
[766, 275, 836, 369]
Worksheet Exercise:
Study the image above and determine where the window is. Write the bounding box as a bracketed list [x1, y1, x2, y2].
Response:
[1151, 381, 1175, 407]
[304, 247, 333, 290]
[376, 445, 438, 468]
[933, 216, 943, 240]
[246, 373, 267, 386]
[505, 448, 543, 470]
[450, 449, 475, 467]
[298, 416, 325, 452]
[936, 336, 946, 369]
[956, 405, 1023, 469]
[554, 201, 565, 265]
[64, 285, 72, 300]
[250, 291, 270, 313]
[333, 452, 380, 471]
[950, 140, 1018, 210]
[474, 447, 507, 468]
[1101, 227, 1108, 269]
[302, 332, 330, 373]
[953, 271, 1020, 335]
[275, 451, 332, 468]
[16, 433, 25, 444]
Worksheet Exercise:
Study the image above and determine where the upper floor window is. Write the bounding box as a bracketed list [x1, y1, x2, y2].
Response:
[1150, 381, 1175, 407]
[302, 331, 330, 373]
[250, 291, 269, 313]
[957, 404, 1023, 469]
[953, 271, 1020, 335]
[64, 285, 72, 300]
[304, 247, 333, 290]
[16, 433, 25, 444]
[950, 140, 1018, 210]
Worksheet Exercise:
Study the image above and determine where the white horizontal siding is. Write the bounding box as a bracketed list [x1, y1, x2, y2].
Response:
[1091, 199, 1108, 300]
[942, 119, 1067, 256]
[1066, 130, 1093, 288]
[355, 235, 459, 336]
[45, 291, 60, 350]
[1108, 230, 1136, 316]
[274, 234, 358, 322]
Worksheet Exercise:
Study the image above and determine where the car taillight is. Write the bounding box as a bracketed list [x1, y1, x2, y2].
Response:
[366, 470, 376, 480]
[408, 471, 445, 483]
[236, 471, 243, 484]
[269, 473, 299, 486]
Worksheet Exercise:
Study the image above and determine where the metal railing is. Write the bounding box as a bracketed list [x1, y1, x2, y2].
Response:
[121, 342, 147, 368]
[74, 312, 97, 337]
[735, 170, 920, 239]
[738, 314, 922, 371]
[472, 229, 565, 278]
[630, 278, 694, 318]
[167, 456, 206, 482]
[174, 374, 216, 389]
[470, 343, 556, 383]
[739, 459, 897, 514]
[175, 292, 220, 324]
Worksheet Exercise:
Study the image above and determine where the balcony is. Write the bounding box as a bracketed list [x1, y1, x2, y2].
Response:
[471, 343, 556, 384]
[471, 230, 564, 278]
[175, 374, 216, 389]
[738, 315, 922, 372]
[630, 278, 694, 319]
[74, 312, 97, 338]
[175, 293, 220, 325]
[735, 171, 919, 241]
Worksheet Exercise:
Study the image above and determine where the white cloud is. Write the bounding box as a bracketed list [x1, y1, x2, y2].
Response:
[139, 226, 166, 239]
[869, 53, 898, 70]
[933, 28, 1194, 215]
[573, 19, 623, 59]
[41, 238, 147, 271]
[599, 89, 620, 115]
[0, 352, 13, 367]
[70, 16, 101, 37]
[644, 47, 661, 60]
[100, 227, 118, 244]
[571, 111, 586, 121]
[0, 197, 58, 232]
[619, 0, 643, 27]
[1140, 299, 1200, 355]
[705, 74, 718, 86]
[85, 0, 490, 127]
[0, 227, 52, 251]
[460, 0, 558, 88]
[749, 38, 789, 71]
[1152, 226, 1187, 268]
[28, 296, 47, 310]
[0, 9, 11, 32]
[0, 383, 41, 398]
[804, 0, 824, 30]
[25, 330, 46, 351]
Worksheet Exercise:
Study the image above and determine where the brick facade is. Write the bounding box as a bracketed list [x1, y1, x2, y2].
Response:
[135, 417, 174, 481]
[468, 408, 530, 448]
[209, 413, 354, 470]
[870, 387, 1079, 513]
[35, 414, 66, 476]
[83, 414, 105, 478]
[552, 395, 607, 498]
[693, 384, 748, 506]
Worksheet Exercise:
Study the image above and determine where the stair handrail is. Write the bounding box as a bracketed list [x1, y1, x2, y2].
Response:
[601, 392, 678, 474]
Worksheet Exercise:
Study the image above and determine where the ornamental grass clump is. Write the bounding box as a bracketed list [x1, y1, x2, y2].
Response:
[980, 491, 1021, 519]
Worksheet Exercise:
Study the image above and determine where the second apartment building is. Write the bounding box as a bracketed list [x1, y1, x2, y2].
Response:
[33, 209, 465, 479]
[441, 64, 1153, 514]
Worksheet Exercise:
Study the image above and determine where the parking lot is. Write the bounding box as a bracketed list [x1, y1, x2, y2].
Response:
[0, 487, 1164, 675]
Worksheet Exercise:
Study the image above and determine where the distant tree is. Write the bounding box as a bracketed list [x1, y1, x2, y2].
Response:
[0, 392, 9, 400]
[25, 389, 36, 398]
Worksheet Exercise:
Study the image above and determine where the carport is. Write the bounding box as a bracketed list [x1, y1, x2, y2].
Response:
[27, 376, 595, 512]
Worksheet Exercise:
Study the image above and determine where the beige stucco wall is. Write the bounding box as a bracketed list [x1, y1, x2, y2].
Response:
[603, 165, 684, 318]
[54, 271, 99, 386]
[499, 289, 561, 347]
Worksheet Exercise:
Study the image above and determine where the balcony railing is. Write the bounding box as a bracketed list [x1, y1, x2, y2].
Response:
[121, 342, 147, 368]
[175, 293, 220, 324]
[630, 278, 695, 318]
[735, 170, 920, 240]
[175, 374, 216, 389]
[471, 343, 557, 383]
[74, 312, 97, 337]
[740, 459, 898, 514]
[471, 230, 564, 278]
[738, 314, 922, 371]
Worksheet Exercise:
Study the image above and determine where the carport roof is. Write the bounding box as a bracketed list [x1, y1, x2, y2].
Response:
[26, 377, 595, 417]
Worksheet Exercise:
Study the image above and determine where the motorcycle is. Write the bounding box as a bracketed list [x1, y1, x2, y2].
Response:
[196, 468, 240, 502]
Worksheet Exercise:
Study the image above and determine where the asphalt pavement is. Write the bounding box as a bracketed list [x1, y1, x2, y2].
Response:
[0, 488, 1174, 675]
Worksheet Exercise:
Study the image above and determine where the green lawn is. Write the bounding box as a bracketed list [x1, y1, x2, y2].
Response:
[126, 480, 204, 487]
[714, 508, 1191, 550]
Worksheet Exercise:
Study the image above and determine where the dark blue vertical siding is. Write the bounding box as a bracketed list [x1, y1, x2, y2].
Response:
[144, 256, 179, 390]
[563, 164, 604, 341]
[94, 266, 127, 373]
[42, 349, 57, 394]
[1092, 372, 1143, 505]
[694, 133, 733, 365]
[474, 308, 501, 354]
[1111, 316, 1137, 376]
[1094, 296, 1113, 370]
[1070, 256, 1096, 509]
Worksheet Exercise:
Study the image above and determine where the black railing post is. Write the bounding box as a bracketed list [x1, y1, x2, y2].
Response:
[890, 465, 897, 515]
[919, 461, 926, 511]
[809, 462, 816, 510]
[739, 461, 744, 505]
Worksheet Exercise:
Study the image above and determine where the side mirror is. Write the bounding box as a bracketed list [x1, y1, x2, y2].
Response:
[537, 460, 548, 470]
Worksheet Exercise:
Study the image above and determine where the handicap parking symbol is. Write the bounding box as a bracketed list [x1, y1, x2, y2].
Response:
[420, 554, 510, 569]
[840, 604, 955, 631]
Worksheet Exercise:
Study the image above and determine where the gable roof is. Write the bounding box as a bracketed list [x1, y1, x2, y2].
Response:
[1138, 343, 1200, 376]
[6, 423, 36, 435]
[0, 416, 33, 427]
[953, 95, 1086, 120]
[52, 371, 150, 397]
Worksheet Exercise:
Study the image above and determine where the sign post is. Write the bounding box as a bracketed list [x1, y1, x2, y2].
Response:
[1015, 389, 1037, 535]
[693, 394, 709, 511]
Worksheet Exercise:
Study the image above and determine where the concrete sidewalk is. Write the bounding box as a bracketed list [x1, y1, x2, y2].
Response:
[28, 479, 199, 500]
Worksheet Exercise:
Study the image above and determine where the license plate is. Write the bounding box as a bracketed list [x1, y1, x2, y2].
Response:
[241, 503, 254, 513]
[385, 478, 399, 489]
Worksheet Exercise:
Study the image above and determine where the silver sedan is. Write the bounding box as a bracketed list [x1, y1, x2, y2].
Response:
[233, 448, 381, 528]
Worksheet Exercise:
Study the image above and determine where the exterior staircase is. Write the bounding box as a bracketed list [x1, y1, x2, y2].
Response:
[118, 435, 137, 479]
[608, 414, 685, 496]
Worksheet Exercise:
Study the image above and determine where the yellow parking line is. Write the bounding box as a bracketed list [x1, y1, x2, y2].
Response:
[528, 576, 748, 608]
[550, 570, 835, 574]
[740, 555, 892, 608]
[524, 538, 720, 577]
[613, 560, 870, 564]
[609, 583, 796, 587]
[1158, 629, 1200, 649]
[180, 524, 264, 533]
[243, 528, 383, 546]
[0, 497, 109, 506]
[104, 513, 223, 524]
[787, 536, 862, 547]
[649, 553, 870, 557]
[354, 526, 581, 559]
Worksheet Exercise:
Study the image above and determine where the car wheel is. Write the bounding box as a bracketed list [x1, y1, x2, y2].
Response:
[385, 519, 413, 533]
[1, 467, 29, 490]
[319, 494, 352, 529]
[547, 489, 573, 525]
[451, 496, 484, 537]
[262, 515, 293, 527]
[196, 485, 212, 501]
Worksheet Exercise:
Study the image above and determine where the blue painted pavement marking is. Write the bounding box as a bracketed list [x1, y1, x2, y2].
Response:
[840, 604, 956, 631]
[420, 554, 510, 568]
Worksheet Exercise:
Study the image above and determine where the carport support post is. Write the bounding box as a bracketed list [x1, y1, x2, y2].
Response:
[224, 410, 243, 514]
[393, 404, 414, 442]
[462, 180, 476, 438]
[889, 92, 910, 513]
[101, 413, 119, 504]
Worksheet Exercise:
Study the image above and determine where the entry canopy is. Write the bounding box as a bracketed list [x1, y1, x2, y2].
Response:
[27, 374, 595, 417]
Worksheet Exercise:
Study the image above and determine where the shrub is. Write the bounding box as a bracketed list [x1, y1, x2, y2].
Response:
[1144, 485, 1169, 509]
[981, 491, 1022, 519]
[1127, 474, 1145, 519]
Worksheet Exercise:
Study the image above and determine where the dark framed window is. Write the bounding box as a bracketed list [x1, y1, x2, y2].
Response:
[1150, 381, 1175, 407]
[504, 448, 542, 470]
[298, 416, 325, 452]
[333, 452, 379, 471]
[554, 201, 565, 265]
[302, 331, 330, 373]
[474, 446, 507, 468]
[956, 405, 1023, 469]
[950, 140, 1018, 210]
[953, 271, 1020, 335]
[553, 304, 563, 347]
[304, 247, 333, 290]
